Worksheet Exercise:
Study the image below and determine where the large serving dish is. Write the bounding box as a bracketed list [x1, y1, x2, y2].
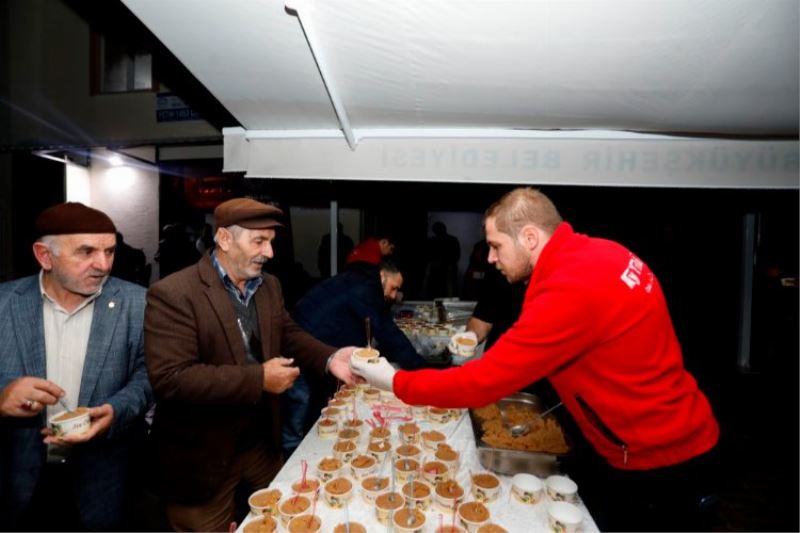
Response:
[469, 392, 571, 477]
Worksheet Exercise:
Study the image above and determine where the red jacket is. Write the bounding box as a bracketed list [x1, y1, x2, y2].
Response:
[346, 238, 382, 266]
[394, 223, 719, 470]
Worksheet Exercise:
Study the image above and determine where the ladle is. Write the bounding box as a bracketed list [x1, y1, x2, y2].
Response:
[501, 401, 563, 437]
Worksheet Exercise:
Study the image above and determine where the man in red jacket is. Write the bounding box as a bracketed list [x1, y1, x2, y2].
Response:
[351, 187, 720, 531]
[345, 232, 396, 266]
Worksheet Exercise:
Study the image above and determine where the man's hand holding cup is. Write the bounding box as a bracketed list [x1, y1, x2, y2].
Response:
[448, 331, 478, 357]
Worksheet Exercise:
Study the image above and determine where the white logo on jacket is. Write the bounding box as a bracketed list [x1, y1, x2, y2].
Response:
[620, 255, 654, 293]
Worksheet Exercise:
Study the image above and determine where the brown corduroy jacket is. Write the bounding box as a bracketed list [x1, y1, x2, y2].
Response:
[144, 254, 334, 503]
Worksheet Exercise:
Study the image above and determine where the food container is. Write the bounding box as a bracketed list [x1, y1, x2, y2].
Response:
[511, 473, 543, 504]
[366, 440, 392, 462]
[343, 418, 364, 430]
[468, 392, 571, 477]
[434, 444, 460, 475]
[332, 440, 357, 463]
[316, 456, 343, 482]
[422, 460, 451, 485]
[392, 507, 426, 533]
[278, 495, 310, 527]
[360, 475, 389, 504]
[290, 478, 320, 497]
[333, 522, 366, 533]
[374, 491, 404, 525]
[337, 427, 360, 443]
[362, 388, 381, 404]
[287, 514, 322, 533]
[402, 480, 433, 511]
[317, 417, 339, 439]
[369, 426, 392, 443]
[352, 347, 380, 364]
[350, 454, 378, 479]
[394, 444, 422, 463]
[470, 471, 501, 503]
[48, 407, 90, 437]
[323, 477, 353, 508]
[428, 407, 452, 424]
[435, 526, 467, 533]
[242, 513, 278, 533]
[421, 429, 447, 451]
[397, 422, 420, 444]
[435, 480, 464, 512]
[394, 458, 420, 484]
[547, 501, 583, 533]
[457, 501, 491, 532]
[545, 475, 578, 503]
[248, 488, 282, 516]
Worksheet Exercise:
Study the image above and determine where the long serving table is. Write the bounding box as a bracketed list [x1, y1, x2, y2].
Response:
[239, 388, 599, 532]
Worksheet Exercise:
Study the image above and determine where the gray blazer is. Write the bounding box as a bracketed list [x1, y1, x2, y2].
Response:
[0, 275, 153, 530]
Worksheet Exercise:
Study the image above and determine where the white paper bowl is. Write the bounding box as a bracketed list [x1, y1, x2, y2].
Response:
[510, 473, 543, 504]
[547, 501, 583, 533]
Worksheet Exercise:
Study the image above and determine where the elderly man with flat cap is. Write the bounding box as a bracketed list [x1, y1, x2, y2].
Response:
[0, 202, 153, 530]
[144, 197, 359, 532]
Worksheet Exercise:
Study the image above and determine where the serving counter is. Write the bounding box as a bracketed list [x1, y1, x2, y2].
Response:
[238, 387, 599, 532]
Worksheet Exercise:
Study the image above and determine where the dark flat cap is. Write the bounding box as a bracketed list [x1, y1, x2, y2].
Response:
[34, 202, 116, 240]
[214, 198, 283, 229]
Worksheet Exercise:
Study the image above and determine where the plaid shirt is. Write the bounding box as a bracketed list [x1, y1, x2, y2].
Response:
[210, 251, 263, 306]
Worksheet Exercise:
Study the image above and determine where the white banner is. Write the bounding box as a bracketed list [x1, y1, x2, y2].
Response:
[225, 130, 799, 189]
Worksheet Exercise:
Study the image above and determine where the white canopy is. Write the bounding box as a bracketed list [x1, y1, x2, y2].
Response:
[122, 0, 799, 187]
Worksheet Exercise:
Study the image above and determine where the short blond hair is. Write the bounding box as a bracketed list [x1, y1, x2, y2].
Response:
[485, 187, 562, 237]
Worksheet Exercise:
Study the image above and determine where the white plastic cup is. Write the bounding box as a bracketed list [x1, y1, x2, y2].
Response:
[48, 408, 90, 437]
[547, 501, 583, 533]
[545, 475, 578, 503]
[511, 473, 543, 504]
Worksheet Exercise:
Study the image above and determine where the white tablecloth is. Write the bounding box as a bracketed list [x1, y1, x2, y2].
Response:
[239, 392, 599, 532]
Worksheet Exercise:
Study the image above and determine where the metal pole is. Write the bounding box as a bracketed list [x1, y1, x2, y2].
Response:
[737, 213, 757, 372]
[330, 199, 339, 276]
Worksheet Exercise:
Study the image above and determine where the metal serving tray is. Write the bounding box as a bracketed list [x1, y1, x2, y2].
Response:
[468, 392, 571, 477]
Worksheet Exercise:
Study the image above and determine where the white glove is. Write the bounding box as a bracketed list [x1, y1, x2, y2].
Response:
[350, 356, 397, 392]
[448, 331, 478, 355]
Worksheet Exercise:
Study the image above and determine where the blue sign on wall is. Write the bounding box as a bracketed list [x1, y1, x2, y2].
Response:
[156, 93, 201, 122]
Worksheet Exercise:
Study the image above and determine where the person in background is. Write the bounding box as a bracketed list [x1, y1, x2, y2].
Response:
[194, 222, 215, 255]
[144, 197, 357, 532]
[422, 221, 461, 298]
[0, 202, 153, 531]
[345, 230, 396, 266]
[317, 222, 355, 279]
[111, 231, 151, 287]
[352, 187, 720, 531]
[282, 259, 427, 456]
[154, 222, 200, 279]
[451, 264, 526, 353]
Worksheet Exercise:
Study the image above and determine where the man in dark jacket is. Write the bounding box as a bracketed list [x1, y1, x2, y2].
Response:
[144, 198, 356, 531]
[282, 259, 426, 454]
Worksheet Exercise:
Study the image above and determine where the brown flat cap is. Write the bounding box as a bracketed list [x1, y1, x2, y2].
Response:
[34, 202, 116, 240]
[214, 198, 283, 229]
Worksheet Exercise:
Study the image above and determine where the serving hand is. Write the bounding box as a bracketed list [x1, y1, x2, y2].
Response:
[448, 331, 478, 355]
[349, 356, 396, 392]
[327, 346, 358, 385]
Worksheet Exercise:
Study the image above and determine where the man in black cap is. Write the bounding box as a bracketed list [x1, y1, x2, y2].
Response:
[0, 202, 154, 530]
[144, 197, 358, 532]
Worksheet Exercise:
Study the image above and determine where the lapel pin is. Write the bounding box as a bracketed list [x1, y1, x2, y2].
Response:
[108, 301, 115, 309]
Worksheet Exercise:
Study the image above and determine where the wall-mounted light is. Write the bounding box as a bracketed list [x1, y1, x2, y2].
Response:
[109, 154, 124, 167]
